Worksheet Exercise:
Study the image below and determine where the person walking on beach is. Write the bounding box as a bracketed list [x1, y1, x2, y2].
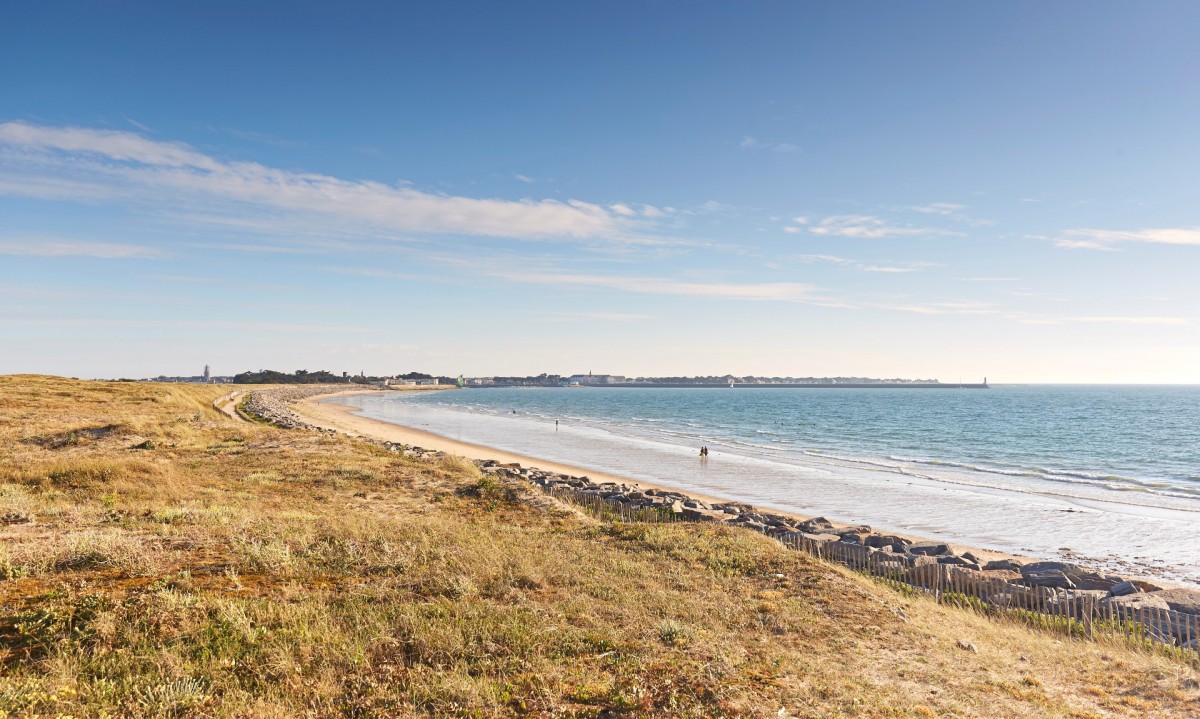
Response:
[555, 419, 559, 431]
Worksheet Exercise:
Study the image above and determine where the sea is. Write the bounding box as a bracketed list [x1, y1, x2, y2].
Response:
[326, 385, 1200, 584]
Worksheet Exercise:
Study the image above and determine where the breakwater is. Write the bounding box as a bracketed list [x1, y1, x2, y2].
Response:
[241, 385, 383, 430]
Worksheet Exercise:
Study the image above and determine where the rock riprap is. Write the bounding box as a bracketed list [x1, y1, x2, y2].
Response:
[242, 385, 382, 430]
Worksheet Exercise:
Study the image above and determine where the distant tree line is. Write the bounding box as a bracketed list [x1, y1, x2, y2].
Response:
[232, 369, 365, 384]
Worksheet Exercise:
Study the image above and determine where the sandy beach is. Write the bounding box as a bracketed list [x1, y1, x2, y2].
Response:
[296, 392, 736, 509]
[296, 390, 1023, 566]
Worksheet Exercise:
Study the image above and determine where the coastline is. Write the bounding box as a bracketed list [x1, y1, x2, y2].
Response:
[295, 394, 738, 509]
[282, 388, 1200, 609]
[295, 392, 1026, 568]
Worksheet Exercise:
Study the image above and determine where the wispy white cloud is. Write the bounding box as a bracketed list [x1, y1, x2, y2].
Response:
[0, 237, 165, 259]
[861, 265, 917, 273]
[1047, 227, 1200, 250]
[0, 317, 377, 332]
[514, 174, 535, 184]
[1019, 316, 1191, 326]
[488, 268, 822, 303]
[773, 252, 934, 275]
[877, 300, 1001, 316]
[124, 117, 153, 132]
[911, 202, 965, 216]
[539, 311, 656, 322]
[0, 121, 646, 243]
[739, 136, 800, 154]
[789, 253, 853, 265]
[808, 214, 961, 239]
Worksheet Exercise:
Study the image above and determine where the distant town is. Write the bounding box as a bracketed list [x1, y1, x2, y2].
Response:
[122, 367, 985, 388]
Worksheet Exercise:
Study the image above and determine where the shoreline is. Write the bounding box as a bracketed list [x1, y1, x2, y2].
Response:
[295, 392, 1032, 569]
[291, 389, 1200, 595]
[295, 394, 740, 509]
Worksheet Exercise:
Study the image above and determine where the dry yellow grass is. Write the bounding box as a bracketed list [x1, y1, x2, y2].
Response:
[0, 374, 1197, 718]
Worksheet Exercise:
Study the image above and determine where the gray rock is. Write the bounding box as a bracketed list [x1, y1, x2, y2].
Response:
[984, 558, 1023, 572]
[1107, 580, 1142, 597]
[1020, 561, 1080, 575]
[866, 534, 911, 549]
[681, 506, 728, 522]
[1102, 592, 1170, 612]
[938, 556, 982, 571]
[801, 517, 835, 532]
[1019, 569, 1076, 590]
[908, 541, 952, 557]
[801, 532, 841, 543]
[1152, 588, 1200, 615]
[1065, 571, 1121, 591]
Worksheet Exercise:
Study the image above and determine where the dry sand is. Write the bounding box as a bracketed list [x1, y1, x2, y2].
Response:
[295, 393, 735, 505]
[294, 391, 1022, 564]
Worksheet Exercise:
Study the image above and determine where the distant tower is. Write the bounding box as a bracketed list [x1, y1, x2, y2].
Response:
[203, 364, 211, 383]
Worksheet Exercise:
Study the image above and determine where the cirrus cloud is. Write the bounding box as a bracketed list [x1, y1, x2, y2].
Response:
[0, 121, 647, 244]
[807, 214, 962, 239]
[1048, 227, 1200, 250]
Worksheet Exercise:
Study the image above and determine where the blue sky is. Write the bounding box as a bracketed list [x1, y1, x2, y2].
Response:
[2, 2, 1199, 382]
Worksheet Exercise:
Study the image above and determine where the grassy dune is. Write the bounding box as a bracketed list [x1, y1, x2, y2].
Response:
[0, 375, 1197, 718]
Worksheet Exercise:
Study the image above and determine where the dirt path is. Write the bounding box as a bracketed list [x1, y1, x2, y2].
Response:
[213, 390, 247, 421]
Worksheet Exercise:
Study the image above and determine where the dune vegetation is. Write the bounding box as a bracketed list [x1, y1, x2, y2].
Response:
[0, 375, 1197, 718]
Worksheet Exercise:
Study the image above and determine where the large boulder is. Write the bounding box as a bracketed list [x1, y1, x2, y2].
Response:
[800, 532, 841, 543]
[1066, 571, 1122, 591]
[908, 541, 952, 557]
[1019, 569, 1076, 590]
[1102, 592, 1170, 613]
[1021, 561, 1080, 574]
[984, 558, 1023, 572]
[800, 517, 836, 533]
[938, 556, 982, 571]
[1019, 561, 1080, 589]
[1152, 588, 1200, 615]
[866, 534, 912, 549]
[681, 506, 730, 522]
[1107, 580, 1142, 597]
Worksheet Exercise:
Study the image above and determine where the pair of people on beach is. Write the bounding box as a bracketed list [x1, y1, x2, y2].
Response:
[699, 445, 709, 458]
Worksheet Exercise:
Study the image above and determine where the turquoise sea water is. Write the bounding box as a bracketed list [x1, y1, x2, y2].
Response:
[329, 386, 1200, 583]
